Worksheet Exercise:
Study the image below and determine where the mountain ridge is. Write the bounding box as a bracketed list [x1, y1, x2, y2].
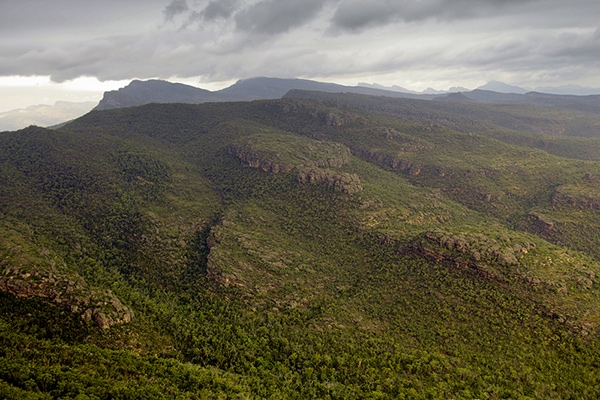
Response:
[94, 77, 600, 116]
[6, 78, 600, 132]
[93, 77, 437, 110]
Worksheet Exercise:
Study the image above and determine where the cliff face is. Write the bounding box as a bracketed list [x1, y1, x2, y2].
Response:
[407, 229, 598, 336]
[352, 147, 423, 176]
[228, 145, 295, 174]
[296, 168, 362, 195]
[229, 132, 363, 195]
[0, 271, 133, 329]
[552, 184, 600, 210]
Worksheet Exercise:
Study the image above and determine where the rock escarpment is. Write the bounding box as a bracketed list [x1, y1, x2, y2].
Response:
[1, 236, 133, 330]
[0, 270, 133, 329]
[229, 133, 363, 195]
[552, 184, 600, 210]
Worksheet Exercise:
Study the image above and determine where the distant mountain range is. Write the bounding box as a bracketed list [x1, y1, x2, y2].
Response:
[445, 90, 600, 114]
[473, 81, 600, 96]
[4, 77, 600, 131]
[357, 82, 470, 94]
[93, 77, 435, 111]
[360, 80, 600, 96]
[95, 77, 600, 115]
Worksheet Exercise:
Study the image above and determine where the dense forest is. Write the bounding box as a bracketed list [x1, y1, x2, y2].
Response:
[2, 91, 600, 398]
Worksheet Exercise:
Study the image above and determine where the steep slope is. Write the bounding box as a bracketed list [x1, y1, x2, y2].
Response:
[2, 96, 600, 398]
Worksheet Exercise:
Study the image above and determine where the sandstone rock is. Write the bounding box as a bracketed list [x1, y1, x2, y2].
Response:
[0, 268, 133, 330]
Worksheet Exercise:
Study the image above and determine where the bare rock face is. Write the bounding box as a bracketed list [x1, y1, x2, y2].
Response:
[552, 185, 600, 210]
[352, 147, 423, 176]
[1, 263, 133, 330]
[296, 168, 363, 195]
[229, 134, 363, 195]
[411, 230, 537, 280]
[526, 212, 556, 237]
[228, 146, 294, 174]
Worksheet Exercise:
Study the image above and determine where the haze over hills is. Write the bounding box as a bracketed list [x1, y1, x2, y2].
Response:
[4, 86, 600, 397]
[5, 77, 600, 131]
[95, 77, 600, 114]
[534, 84, 600, 96]
[360, 80, 600, 96]
[475, 81, 529, 94]
[0, 101, 96, 132]
[358, 82, 470, 94]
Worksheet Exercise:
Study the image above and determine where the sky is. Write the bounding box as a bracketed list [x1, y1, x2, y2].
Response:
[1, 0, 600, 112]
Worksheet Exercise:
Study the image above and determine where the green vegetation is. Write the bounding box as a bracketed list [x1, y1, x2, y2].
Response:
[2, 93, 600, 398]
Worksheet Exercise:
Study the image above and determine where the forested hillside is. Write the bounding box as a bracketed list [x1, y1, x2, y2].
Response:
[2, 93, 600, 398]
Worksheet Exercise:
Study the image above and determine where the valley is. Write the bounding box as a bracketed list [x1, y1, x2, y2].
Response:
[2, 89, 600, 398]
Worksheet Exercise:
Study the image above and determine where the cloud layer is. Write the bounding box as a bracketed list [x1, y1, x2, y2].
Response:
[2, 0, 600, 91]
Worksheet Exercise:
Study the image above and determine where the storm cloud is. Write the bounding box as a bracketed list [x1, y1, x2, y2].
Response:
[330, 0, 542, 31]
[201, 0, 239, 21]
[234, 0, 331, 34]
[2, 0, 600, 111]
[163, 0, 189, 21]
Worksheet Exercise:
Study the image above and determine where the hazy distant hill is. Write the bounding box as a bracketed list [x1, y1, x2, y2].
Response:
[214, 77, 353, 100]
[0, 101, 96, 131]
[361, 80, 600, 96]
[217, 77, 436, 100]
[534, 84, 600, 96]
[460, 89, 600, 114]
[358, 82, 469, 94]
[475, 80, 528, 94]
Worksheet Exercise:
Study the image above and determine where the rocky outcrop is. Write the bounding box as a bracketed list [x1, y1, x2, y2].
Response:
[408, 230, 537, 283]
[552, 185, 600, 210]
[352, 147, 423, 175]
[1, 264, 133, 330]
[526, 212, 557, 237]
[229, 137, 363, 195]
[229, 146, 295, 174]
[297, 168, 363, 195]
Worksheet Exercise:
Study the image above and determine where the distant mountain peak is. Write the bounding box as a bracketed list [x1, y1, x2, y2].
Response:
[94, 79, 216, 111]
[434, 92, 474, 102]
[476, 81, 528, 94]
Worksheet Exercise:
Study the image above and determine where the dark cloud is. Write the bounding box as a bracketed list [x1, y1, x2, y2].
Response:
[543, 30, 600, 63]
[2, 0, 600, 106]
[201, 0, 239, 21]
[163, 0, 189, 21]
[234, 0, 331, 34]
[330, 0, 543, 32]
